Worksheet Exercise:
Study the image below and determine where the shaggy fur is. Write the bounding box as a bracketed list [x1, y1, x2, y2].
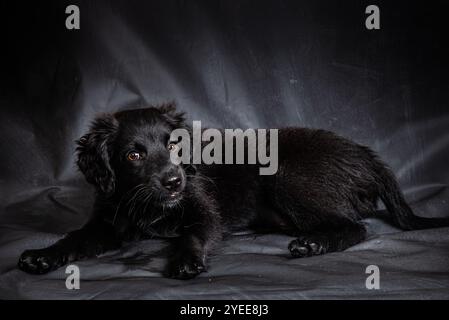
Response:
[18, 104, 449, 279]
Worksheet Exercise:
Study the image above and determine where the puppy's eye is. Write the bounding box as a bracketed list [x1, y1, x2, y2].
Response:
[168, 143, 178, 152]
[127, 151, 142, 161]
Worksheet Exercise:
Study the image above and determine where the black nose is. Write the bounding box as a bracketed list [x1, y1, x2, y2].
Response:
[162, 176, 182, 191]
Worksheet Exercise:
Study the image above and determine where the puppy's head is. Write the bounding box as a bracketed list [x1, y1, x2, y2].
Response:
[76, 104, 190, 209]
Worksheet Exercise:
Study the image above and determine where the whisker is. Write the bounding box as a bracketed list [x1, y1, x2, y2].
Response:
[112, 183, 145, 225]
[125, 184, 147, 222]
[186, 173, 217, 191]
[130, 186, 148, 221]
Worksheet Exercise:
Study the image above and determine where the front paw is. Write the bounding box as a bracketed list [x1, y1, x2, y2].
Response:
[18, 248, 68, 274]
[167, 255, 206, 280]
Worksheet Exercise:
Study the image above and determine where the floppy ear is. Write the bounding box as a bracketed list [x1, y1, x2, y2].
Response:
[76, 114, 118, 196]
[158, 102, 187, 128]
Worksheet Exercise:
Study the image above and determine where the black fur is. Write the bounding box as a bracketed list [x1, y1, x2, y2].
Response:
[18, 104, 449, 279]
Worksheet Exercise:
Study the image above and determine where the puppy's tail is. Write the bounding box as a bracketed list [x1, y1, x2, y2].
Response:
[376, 165, 449, 230]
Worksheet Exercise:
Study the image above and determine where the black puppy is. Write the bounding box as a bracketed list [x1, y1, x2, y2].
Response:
[18, 104, 449, 279]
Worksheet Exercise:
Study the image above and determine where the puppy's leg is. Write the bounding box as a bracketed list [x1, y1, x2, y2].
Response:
[166, 220, 222, 279]
[288, 222, 366, 258]
[166, 193, 222, 280]
[276, 203, 368, 257]
[18, 218, 121, 274]
[166, 234, 209, 280]
[272, 162, 371, 258]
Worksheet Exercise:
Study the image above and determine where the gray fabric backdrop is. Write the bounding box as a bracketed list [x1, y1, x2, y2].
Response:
[0, 0, 448, 299]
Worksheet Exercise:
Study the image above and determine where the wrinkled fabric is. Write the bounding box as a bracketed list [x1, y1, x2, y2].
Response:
[0, 0, 448, 299]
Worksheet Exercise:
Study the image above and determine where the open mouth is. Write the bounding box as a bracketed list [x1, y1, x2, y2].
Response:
[163, 191, 183, 206]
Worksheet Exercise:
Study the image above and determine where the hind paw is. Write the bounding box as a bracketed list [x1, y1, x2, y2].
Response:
[288, 236, 328, 258]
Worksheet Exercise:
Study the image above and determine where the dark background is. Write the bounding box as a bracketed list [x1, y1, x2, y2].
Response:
[0, 0, 448, 299]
